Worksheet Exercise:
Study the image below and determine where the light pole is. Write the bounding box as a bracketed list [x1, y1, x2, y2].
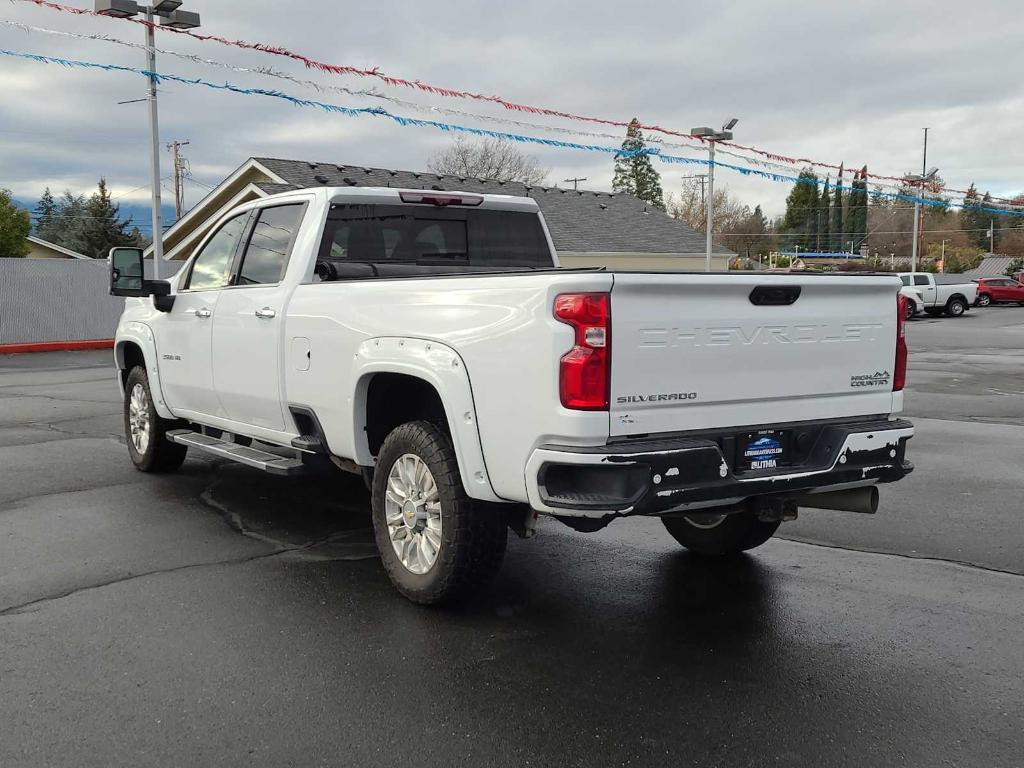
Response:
[690, 118, 738, 272]
[907, 166, 938, 273]
[96, 1, 201, 279]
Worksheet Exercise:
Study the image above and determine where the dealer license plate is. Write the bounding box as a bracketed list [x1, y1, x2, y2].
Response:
[740, 430, 788, 471]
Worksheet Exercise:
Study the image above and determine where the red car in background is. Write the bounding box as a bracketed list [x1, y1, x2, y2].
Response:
[973, 277, 1024, 307]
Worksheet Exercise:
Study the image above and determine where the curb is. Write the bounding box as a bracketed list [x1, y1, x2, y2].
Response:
[0, 340, 114, 355]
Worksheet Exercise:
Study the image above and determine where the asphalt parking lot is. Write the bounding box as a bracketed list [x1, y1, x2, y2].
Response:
[1, 306, 1022, 767]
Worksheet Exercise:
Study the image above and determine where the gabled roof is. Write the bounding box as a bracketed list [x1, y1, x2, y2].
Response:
[252, 158, 732, 256]
[27, 236, 89, 260]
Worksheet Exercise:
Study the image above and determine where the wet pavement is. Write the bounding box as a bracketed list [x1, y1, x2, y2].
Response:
[1, 307, 1023, 767]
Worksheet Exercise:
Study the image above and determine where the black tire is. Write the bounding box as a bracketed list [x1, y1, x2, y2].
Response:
[123, 366, 187, 472]
[976, 293, 992, 308]
[371, 420, 507, 605]
[662, 510, 780, 556]
[905, 301, 916, 320]
[945, 297, 967, 317]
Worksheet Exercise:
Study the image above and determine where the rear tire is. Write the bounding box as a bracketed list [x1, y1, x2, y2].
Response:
[976, 293, 992, 307]
[371, 420, 507, 605]
[945, 297, 967, 317]
[662, 510, 780, 556]
[124, 366, 187, 473]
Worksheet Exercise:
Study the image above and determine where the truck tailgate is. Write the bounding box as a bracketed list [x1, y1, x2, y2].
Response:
[609, 273, 902, 437]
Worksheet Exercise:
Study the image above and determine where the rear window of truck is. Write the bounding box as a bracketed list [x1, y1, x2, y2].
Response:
[315, 204, 551, 280]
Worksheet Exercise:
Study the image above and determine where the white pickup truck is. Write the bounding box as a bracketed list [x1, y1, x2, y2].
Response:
[898, 272, 977, 317]
[110, 186, 914, 604]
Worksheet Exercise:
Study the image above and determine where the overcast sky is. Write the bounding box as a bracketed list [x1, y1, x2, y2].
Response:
[1, 0, 1022, 231]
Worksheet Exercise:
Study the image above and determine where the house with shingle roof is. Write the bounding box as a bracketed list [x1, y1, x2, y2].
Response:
[149, 158, 733, 270]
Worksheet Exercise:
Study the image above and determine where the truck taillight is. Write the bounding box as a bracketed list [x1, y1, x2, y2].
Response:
[554, 292, 610, 410]
[894, 294, 908, 391]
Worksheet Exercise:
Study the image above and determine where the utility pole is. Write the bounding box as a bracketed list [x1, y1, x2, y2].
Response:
[681, 174, 708, 225]
[908, 128, 936, 273]
[562, 177, 587, 191]
[95, 1, 202, 280]
[691, 119, 738, 271]
[988, 220, 995, 254]
[167, 139, 190, 221]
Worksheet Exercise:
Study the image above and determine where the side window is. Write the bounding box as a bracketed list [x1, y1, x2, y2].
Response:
[185, 213, 249, 291]
[237, 204, 305, 285]
[914, 275, 930, 286]
[900, 275, 911, 286]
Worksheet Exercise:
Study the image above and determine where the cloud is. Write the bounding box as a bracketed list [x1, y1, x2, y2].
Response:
[1, 0, 1021, 217]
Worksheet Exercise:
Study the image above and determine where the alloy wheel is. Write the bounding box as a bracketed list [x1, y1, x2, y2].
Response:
[128, 382, 151, 454]
[384, 453, 443, 575]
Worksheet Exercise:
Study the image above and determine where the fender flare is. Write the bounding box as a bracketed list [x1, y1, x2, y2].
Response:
[114, 322, 176, 420]
[351, 337, 501, 503]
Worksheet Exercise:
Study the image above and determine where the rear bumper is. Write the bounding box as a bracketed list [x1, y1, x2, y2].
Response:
[525, 418, 914, 519]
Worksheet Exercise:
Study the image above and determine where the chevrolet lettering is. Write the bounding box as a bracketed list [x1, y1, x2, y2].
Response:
[638, 322, 885, 348]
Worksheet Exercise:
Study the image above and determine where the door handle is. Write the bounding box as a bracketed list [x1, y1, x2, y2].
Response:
[195, 307, 212, 319]
[255, 307, 277, 319]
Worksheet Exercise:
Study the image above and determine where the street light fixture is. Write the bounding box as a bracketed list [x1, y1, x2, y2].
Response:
[95, 0, 140, 17]
[94, 0, 202, 279]
[690, 118, 738, 272]
[160, 10, 201, 28]
[907, 166, 938, 273]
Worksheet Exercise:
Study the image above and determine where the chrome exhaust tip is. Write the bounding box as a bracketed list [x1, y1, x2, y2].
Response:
[793, 486, 879, 514]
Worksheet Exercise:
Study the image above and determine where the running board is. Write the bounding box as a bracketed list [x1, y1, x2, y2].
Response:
[166, 429, 306, 476]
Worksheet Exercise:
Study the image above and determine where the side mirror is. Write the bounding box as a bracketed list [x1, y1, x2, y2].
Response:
[109, 247, 175, 312]
[109, 247, 146, 296]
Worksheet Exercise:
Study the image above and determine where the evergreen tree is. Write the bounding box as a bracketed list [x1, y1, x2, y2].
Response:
[819, 176, 831, 253]
[831, 164, 844, 252]
[0, 189, 31, 258]
[779, 169, 819, 250]
[981, 192, 999, 252]
[76, 178, 141, 259]
[846, 166, 869, 254]
[843, 170, 860, 254]
[612, 118, 665, 210]
[53, 190, 89, 253]
[34, 187, 58, 239]
[960, 184, 988, 250]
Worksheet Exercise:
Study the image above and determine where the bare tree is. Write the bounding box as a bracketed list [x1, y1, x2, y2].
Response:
[668, 178, 749, 233]
[426, 136, 549, 185]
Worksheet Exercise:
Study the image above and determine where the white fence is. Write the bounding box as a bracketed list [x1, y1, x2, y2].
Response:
[0, 258, 124, 344]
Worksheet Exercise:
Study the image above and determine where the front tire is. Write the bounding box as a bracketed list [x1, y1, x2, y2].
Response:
[945, 297, 967, 317]
[371, 421, 507, 605]
[662, 510, 780, 556]
[124, 366, 187, 472]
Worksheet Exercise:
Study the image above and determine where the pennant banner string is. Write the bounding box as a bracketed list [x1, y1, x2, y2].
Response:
[14, 0, 1020, 202]
[2, 20, 1000, 203]
[1, 46, 1021, 218]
